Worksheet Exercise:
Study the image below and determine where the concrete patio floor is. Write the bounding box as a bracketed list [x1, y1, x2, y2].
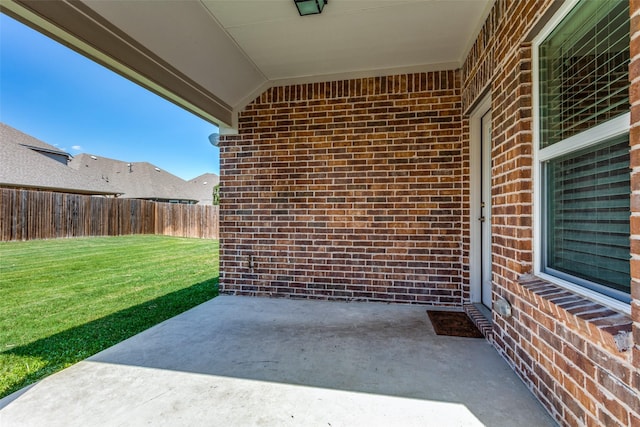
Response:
[0, 296, 556, 426]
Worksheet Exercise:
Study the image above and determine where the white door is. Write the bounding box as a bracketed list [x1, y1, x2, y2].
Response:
[480, 111, 492, 308]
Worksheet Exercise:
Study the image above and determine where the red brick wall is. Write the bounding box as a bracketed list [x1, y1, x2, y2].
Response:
[219, 73, 464, 305]
[218, 0, 639, 425]
[461, 0, 640, 426]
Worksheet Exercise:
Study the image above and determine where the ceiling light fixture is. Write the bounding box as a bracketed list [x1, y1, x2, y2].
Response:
[294, 0, 327, 16]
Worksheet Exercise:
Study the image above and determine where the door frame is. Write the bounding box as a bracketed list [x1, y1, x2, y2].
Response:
[469, 95, 492, 306]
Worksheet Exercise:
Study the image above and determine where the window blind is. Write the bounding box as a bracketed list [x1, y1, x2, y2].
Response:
[539, 0, 629, 148]
[546, 135, 630, 293]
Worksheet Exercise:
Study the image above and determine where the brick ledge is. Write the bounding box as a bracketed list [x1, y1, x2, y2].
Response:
[517, 274, 632, 353]
[464, 303, 493, 339]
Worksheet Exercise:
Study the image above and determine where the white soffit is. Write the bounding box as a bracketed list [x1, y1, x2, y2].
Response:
[202, 0, 493, 81]
[83, 0, 267, 108]
[84, 0, 492, 107]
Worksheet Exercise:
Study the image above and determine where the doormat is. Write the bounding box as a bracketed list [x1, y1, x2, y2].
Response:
[427, 310, 484, 338]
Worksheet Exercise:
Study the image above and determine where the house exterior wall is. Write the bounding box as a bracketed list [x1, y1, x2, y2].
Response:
[220, 73, 466, 305]
[461, 0, 640, 426]
[219, 0, 639, 425]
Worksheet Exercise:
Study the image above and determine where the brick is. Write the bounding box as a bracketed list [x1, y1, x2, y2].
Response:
[597, 367, 640, 414]
[221, 71, 465, 305]
[597, 407, 626, 427]
[218, 1, 640, 427]
[557, 386, 586, 425]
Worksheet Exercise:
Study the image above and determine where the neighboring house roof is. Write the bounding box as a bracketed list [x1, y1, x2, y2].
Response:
[69, 153, 198, 202]
[1, 123, 215, 202]
[0, 122, 72, 165]
[188, 173, 219, 205]
[0, 123, 69, 155]
[0, 123, 120, 195]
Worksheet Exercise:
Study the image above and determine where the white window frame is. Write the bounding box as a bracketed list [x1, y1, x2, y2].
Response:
[532, 0, 631, 314]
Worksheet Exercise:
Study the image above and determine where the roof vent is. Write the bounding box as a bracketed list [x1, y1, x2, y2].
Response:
[90, 155, 97, 160]
[154, 167, 161, 172]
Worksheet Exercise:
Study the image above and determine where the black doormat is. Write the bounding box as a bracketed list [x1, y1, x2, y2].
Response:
[427, 310, 484, 338]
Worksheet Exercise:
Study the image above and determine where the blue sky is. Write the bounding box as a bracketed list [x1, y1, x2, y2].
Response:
[0, 14, 220, 180]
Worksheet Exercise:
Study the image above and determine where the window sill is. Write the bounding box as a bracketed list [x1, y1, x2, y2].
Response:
[517, 274, 633, 353]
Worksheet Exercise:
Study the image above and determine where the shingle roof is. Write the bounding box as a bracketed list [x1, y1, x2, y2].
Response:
[0, 123, 121, 195]
[188, 173, 219, 205]
[0, 122, 69, 156]
[69, 153, 198, 202]
[1, 123, 215, 202]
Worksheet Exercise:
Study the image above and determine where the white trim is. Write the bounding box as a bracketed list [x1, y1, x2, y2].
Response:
[231, 79, 273, 118]
[533, 7, 542, 286]
[469, 95, 491, 304]
[480, 111, 493, 309]
[532, 0, 631, 314]
[537, 114, 630, 162]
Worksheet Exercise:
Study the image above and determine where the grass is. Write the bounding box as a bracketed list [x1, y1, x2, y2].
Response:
[0, 235, 218, 399]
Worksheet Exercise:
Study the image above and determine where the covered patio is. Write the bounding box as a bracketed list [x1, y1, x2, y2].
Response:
[2, 0, 639, 425]
[0, 296, 554, 426]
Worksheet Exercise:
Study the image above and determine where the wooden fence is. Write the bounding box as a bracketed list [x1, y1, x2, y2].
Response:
[0, 189, 219, 241]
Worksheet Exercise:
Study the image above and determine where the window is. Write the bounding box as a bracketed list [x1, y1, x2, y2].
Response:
[536, 0, 631, 303]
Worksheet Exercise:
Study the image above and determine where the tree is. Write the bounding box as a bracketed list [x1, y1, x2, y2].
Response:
[213, 183, 220, 205]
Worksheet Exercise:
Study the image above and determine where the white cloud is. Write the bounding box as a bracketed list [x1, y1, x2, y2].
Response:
[71, 145, 82, 151]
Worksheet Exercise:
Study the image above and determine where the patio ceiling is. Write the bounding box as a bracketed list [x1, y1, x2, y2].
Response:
[1, 0, 493, 130]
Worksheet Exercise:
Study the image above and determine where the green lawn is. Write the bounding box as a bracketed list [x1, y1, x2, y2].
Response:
[0, 235, 218, 399]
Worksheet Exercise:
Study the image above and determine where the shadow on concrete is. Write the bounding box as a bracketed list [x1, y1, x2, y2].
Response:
[1, 296, 556, 426]
[86, 296, 555, 426]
